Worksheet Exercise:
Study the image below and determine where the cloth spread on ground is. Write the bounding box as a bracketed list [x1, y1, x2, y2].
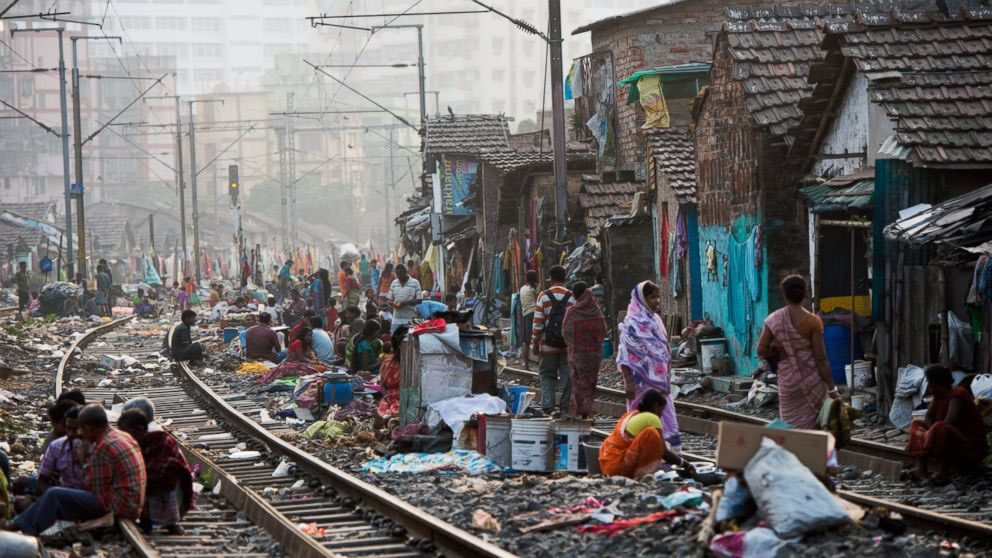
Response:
[616, 282, 680, 453]
[562, 289, 607, 417]
[255, 361, 318, 385]
[577, 509, 679, 536]
[425, 394, 507, 446]
[361, 450, 501, 475]
[236, 362, 271, 375]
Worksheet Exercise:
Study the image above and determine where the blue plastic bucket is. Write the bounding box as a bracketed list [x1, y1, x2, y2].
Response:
[223, 328, 239, 345]
[508, 386, 529, 414]
[824, 324, 863, 385]
[238, 329, 248, 349]
[323, 377, 354, 406]
[601, 338, 614, 359]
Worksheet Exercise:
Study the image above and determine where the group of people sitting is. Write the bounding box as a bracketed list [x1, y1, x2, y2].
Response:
[1, 391, 192, 536]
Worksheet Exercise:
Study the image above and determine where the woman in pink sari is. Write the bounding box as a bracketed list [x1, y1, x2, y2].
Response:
[757, 275, 839, 429]
[617, 281, 681, 454]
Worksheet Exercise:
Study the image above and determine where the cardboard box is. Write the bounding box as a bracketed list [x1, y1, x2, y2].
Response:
[100, 355, 125, 369]
[715, 421, 834, 477]
[710, 375, 754, 394]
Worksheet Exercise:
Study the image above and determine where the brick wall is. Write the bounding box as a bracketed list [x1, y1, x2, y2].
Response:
[590, 0, 786, 177]
[695, 39, 760, 227]
[652, 159, 691, 329]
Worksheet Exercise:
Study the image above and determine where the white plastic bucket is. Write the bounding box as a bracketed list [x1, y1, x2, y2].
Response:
[511, 418, 552, 472]
[699, 338, 727, 374]
[845, 360, 872, 388]
[850, 394, 872, 411]
[552, 421, 593, 472]
[482, 415, 512, 468]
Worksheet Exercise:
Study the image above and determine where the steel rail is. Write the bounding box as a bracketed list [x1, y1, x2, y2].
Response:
[0, 306, 19, 318]
[175, 360, 519, 558]
[55, 315, 135, 399]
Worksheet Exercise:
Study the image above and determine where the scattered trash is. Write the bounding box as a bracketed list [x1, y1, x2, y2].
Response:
[743, 438, 851, 538]
[272, 460, 293, 477]
[471, 509, 501, 532]
[297, 522, 326, 537]
[228, 450, 262, 460]
[361, 450, 501, 475]
[661, 487, 704, 510]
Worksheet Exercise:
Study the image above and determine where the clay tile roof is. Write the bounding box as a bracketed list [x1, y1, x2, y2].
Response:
[1, 201, 56, 222]
[0, 219, 42, 249]
[723, 4, 858, 140]
[424, 114, 511, 155]
[646, 128, 697, 204]
[833, 7, 992, 166]
[579, 176, 646, 232]
[480, 147, 596, 174]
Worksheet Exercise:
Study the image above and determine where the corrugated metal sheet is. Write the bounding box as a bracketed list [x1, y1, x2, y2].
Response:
[802, 179, 874, 213]
[877, 135, 912, 162]
[884, 182, 992, 247]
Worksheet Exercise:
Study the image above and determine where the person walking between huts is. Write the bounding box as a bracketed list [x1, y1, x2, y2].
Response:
[562, 281, 606, 418]
[531, 265, 575, 414]
[757, 275, 839, 429]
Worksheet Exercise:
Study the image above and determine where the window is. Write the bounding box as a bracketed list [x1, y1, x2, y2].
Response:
[120, 16, 151, 29]
[491, 38, 504, 55]
[191, 17, 222, 32]
[193, 68, 223, 81]
[19, 78, 32, 97]
[264, 43, 292, 58]
[492, 69, 504, 82]
[523, 70, 535, 87]
[157, 16, 187, 30]
[194, 43, 222, 57]
[492, 100, 505, 113]
[36, 93, 45, 108]
[0, 76, 12, 100]
[157, 43, 188, 60]
[263, 19, 292, 33]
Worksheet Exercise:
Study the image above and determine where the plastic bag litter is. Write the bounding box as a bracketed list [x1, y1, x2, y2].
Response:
[710, 527, 790, 558]
[743, 438, 851, 538]
[228, 450, 262, 460]
[661, 488, 704, 510]
[715, 475, 755, 522]
[297, 522, 325, 537]
[972, 373, 992, 399]
[894, 365, 925, 398]
[272, 460, 294, 477]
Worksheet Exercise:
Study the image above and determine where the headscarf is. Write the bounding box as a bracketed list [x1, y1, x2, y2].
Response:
[616, 281, 671, 397]
[562, 288, 606, 354]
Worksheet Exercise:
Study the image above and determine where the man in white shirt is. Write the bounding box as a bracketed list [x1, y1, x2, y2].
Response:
[309, 316, 335, 364]
[388, 264, 421, 334]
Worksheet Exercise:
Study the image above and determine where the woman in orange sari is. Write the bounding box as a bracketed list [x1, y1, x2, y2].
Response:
[599, 389, 690, 478]
[757, 275, 839, 429]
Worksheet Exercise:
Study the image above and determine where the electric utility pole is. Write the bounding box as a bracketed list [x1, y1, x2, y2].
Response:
[71, 35, 121, 279]
[287, 92, 298, 250]
[188, 98, 224, 283]
[147, 93, 187, 278]
[12, 27, 73, 278]
[548, 0, 568, 242]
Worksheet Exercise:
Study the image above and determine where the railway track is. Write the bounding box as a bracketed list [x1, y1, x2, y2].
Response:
[0, 305, 19, 319]
[501, 365, 992, 541]
[58, 316, 516, 558]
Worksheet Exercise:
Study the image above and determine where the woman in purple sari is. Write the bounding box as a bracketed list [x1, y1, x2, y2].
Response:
[617, 281, 681, 455]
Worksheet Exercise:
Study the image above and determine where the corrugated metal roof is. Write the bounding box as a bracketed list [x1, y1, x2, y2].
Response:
[801, 179, 874, 213]
[877, 134, 913, 162]
[884, 182, 992, 248]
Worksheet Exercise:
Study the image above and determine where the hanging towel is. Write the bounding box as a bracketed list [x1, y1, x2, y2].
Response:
[660, 210, 671, 278]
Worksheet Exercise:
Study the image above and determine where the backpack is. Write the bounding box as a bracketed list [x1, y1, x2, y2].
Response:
[542, 289, 571, 349]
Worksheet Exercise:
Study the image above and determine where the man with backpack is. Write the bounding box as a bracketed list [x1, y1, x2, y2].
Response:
[531, 265, 576, 414]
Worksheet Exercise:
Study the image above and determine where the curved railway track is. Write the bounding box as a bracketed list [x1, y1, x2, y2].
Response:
[57, 316, 516, 558]
[500, 365, 992, 541]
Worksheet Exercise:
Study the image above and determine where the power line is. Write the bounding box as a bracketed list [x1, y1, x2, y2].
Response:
[306, 60, 417, 131]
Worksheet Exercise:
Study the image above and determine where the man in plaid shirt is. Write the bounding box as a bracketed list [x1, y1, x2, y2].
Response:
[13, 404, 146, 535]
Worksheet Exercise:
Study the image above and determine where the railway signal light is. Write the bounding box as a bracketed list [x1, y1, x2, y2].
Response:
[228, 165, 239, 205]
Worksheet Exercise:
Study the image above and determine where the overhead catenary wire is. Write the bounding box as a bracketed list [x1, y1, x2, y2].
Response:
[305, 60, 418, 131]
